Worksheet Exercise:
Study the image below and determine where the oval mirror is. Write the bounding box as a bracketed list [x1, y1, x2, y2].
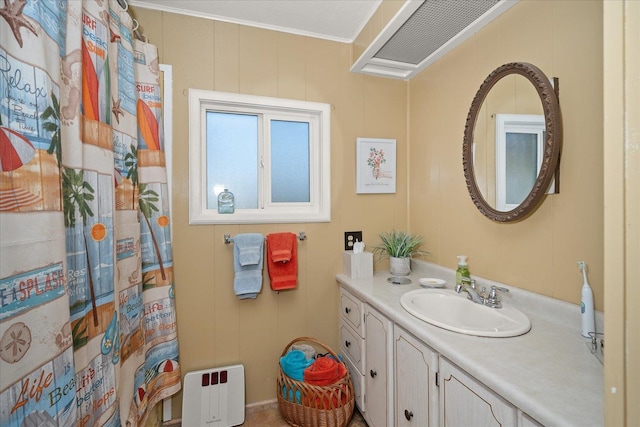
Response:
[463, 62, 562, 222]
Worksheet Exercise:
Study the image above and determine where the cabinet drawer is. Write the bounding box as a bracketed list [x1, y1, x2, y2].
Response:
[343, 351, 365, 412]
[340, 288, 364, 336]
[340, 322, 364, 371]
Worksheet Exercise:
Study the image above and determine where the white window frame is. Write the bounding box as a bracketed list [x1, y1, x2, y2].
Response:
[495, 113, 545, 211]
[188, 89, 331, 224]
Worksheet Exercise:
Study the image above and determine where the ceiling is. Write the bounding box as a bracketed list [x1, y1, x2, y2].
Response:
[128, 0, 518, 80]
[128, 0, 383, 43]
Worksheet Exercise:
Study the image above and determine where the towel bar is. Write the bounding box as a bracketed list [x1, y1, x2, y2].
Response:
[224, 232, 306, 244]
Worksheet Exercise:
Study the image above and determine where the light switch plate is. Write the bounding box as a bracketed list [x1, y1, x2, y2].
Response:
[344, 231, 363, 251]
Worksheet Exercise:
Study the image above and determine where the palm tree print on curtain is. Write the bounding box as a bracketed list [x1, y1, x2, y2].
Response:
[63, 167, 100, 328]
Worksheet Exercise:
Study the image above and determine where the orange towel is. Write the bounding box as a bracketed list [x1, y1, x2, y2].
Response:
[303, 356, 349, 409]
[303, 357, 347, 386]
[267, 233, 297, 291]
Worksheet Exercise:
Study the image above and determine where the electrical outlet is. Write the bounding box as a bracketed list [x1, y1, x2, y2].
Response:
[344, 231, 363, 251]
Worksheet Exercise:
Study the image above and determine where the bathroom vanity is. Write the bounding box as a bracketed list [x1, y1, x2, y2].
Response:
[337, 260, 603, 427]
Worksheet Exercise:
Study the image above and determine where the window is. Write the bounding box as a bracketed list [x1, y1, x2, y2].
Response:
[189, 90, 331, 224]
[495, 114, 549, 211]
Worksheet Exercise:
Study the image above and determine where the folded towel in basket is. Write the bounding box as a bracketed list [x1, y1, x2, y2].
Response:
[233, 233, 264, 299]
[280, 350, 314, 381]
[290, 343, 316, 360]
[303, 356, 347, 386]
[303, 356, 349, 409]
[280, 349, 314, 403]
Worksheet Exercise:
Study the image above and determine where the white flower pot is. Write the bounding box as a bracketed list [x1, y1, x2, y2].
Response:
[389, 256, 411, 276]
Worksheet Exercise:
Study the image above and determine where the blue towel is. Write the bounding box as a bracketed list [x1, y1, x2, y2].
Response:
[280, 350, 314, 381]
[280, 349, 314, 403]
[233, 233, 264, 299]
[237, 234, 263, 266]
[280, 350, 314, 403]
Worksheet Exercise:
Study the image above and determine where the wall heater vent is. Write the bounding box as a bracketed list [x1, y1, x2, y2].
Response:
[182, 364, 245, 426]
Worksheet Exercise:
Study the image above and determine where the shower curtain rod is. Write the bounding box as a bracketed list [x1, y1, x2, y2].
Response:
[115, 0, 148, 41]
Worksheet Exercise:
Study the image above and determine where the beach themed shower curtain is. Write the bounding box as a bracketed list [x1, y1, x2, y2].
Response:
[0, 0, 180, 425]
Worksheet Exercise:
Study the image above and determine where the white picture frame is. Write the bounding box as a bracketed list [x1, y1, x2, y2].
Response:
[356, 138, 396, 194]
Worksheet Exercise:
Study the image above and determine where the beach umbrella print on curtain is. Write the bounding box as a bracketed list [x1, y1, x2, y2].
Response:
[0, 126, 40, 211]
[0, 127, 35, 171]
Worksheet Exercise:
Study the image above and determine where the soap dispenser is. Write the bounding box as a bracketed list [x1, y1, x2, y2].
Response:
[456, 255, 470, 287]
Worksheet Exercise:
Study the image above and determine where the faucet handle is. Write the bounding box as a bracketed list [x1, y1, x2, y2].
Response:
[486, 286, 509, 308]
[461, 277, 476, 288]
[488, 285, 509, 298]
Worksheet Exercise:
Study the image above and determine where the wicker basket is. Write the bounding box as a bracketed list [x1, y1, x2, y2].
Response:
[277, 337, 355, 427]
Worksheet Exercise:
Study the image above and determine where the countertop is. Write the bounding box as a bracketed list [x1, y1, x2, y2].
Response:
[336, 260, 604, 427]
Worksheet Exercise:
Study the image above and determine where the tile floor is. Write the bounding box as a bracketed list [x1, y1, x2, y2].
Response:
[162, 401, 368, 427]
[242, 401, 368, 427]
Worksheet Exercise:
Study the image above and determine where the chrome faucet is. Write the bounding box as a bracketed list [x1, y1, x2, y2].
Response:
[455, 278, 510, 308]
[485, 285, 509, 308]
[456, 277, 485, 304]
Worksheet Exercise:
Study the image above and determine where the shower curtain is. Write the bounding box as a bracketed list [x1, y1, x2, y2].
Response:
[0, 1, 180, 425]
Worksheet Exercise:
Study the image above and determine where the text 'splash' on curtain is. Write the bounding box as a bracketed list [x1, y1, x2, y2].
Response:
[0, 0, 180, 425]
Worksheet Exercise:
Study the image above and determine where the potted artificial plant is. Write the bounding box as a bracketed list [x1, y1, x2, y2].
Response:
[372, 230, 427, 276]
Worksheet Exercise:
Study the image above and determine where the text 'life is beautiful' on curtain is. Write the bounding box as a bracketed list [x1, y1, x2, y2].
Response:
[0, 0, 180, 425]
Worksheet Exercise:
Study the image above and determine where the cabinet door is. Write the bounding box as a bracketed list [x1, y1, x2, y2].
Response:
[364, 305, 393, 427]
[439, 357, 516, 427]
[395, 327, 439, 427]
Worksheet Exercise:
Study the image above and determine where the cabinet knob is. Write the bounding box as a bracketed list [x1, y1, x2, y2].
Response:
[370, 369, 377, 378]
[345, 307, 351, 314]
[404, 410, 413, 421]
[345, 340, 351, 347]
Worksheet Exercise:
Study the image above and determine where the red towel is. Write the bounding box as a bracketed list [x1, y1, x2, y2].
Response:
[267, 233, 298, 291]
[303, 357, 347, 386]
[303, 357, 349, 409]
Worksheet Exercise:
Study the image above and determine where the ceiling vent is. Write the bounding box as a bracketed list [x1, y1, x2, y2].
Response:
[351, 0, 519, 80]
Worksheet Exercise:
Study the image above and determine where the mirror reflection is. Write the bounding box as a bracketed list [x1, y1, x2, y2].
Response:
[473, 74, 545, 211]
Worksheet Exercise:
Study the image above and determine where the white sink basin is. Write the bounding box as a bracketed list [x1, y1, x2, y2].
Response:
[400, 288, 531, 337]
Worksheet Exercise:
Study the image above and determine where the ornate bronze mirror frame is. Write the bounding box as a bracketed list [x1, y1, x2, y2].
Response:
[463, 62, 562, 222]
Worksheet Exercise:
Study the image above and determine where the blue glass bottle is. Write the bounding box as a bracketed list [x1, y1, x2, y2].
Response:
[218, 189, 235, 214]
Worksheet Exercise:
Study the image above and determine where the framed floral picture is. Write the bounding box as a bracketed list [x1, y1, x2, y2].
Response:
[356, 138, 397, 194]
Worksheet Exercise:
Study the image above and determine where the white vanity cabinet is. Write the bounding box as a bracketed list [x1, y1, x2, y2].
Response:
[338, 285, 540, 427]
[339, 288, 365, 410]
[339, 288, 394, 427]
[364, 304, 394, 427]
[394, 326, 439, 427]
[439, 357, 517, 427]
[337, 271, 602, 427]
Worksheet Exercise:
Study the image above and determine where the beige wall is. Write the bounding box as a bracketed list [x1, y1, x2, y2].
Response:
[134, 0, 606, 419]
[133, 8, 408, 416]
[408, 0, 604, 309]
